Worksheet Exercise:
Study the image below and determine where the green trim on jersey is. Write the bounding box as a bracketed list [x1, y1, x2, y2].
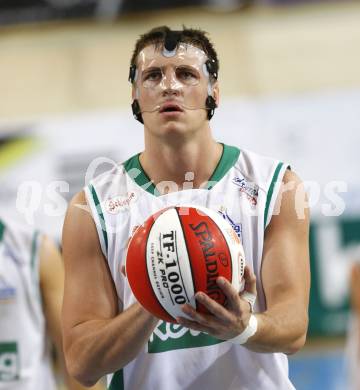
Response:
[30, 231, 42, 302]
[0, 220, 5, 243]
[123, 144, 240, 195]
[123, 153, 159, 196]
[30, 231, 39, 272]
[205, 144, 240, 190]
[89, 184, 109, 253]
[264, 162, 284, 228]
[108, 369, 124, 390]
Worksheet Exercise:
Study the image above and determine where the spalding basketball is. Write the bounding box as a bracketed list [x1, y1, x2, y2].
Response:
[125, 206, 245, 323]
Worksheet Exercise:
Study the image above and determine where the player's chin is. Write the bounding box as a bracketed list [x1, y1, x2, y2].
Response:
[159, 118, 188, 133]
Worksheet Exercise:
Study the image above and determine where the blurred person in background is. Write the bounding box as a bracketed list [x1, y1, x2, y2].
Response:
[62, 25, 310, 390]
[347, 259, 360, 390]
[0, 216, 103, 390]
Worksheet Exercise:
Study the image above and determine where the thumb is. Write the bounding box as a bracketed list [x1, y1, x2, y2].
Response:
[243, 265, 257, 295]
[240, 266, 257, 312]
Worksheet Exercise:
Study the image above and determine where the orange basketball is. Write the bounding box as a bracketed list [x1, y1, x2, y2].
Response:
[126, 206, 245, 323]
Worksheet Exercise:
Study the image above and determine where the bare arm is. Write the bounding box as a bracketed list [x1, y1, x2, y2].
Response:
[246, 169, 310, 353]
[39, 235, 104, 390]
[61, 191, 158, 387]
[178, 169, 310, 354]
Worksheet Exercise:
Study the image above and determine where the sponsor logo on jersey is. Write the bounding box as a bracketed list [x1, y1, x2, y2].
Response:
[231, 176, 259, 205]
[105, 192, 138, 214]
[0, 277, 16, 304]
[0, 342, 19, 381]
[148, 321, 224, 353]
[218, 208, 243, 242]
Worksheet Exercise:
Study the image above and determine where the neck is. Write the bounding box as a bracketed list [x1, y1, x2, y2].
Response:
[140, 130, 223, 192]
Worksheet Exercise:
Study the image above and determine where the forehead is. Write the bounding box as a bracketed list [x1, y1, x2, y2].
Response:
[137, 43, 208, 69]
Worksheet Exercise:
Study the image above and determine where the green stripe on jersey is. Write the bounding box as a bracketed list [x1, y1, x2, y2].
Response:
[30, 231, 39, 272]
[123, 153, 158, 196]
[30, 231, 42, 302]
[264, 162, 284, 228]
[89, 184, 108, 253]
[108, 369, 124, 390]
[123, 144, 240, 195]
[205, 144, 240, 189]
[0, 220, 5, 242]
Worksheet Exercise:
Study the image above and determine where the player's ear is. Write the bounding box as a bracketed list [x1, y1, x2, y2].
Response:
[212, 82, 220, 107]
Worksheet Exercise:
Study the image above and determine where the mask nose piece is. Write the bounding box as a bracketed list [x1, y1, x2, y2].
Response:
[160, 69, 182, 94]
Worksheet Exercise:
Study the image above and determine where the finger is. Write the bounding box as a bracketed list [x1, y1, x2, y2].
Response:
[176, 316, 213, 334]
[243, 266, 257, 295]
[181, 303, 211, 324]
[181, 303, 226, 331]
[195, 292, 232, 323]
[216, 277, 242, 313]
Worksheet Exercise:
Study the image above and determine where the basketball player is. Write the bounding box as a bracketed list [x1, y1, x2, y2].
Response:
[346, 260, 360, 389]
[0, 217, 103, 390]
[62, 26, 310, 389]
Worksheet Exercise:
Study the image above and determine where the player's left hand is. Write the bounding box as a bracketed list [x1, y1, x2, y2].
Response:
[177, 265, 257, 341]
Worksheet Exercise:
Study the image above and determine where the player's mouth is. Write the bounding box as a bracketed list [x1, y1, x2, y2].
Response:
[159, 102, 184, 115]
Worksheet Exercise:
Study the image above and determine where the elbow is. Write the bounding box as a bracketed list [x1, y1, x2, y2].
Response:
[285, 313, 309, 355]
[74, 373, 98, 388]
[65, 347, 100, 387]
[285, 333, 307, 355]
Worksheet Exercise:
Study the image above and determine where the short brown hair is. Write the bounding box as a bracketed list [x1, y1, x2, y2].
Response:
[130, 25, 219, 75]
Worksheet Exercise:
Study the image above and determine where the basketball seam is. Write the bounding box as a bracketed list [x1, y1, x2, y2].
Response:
[204, 211, 233, 289]
[176, 207, 197, 311]
[172, 210, 191, 303]
[216, 226, 233, 286]
[145, 215, 174, 322]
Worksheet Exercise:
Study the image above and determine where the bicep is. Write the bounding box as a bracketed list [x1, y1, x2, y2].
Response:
[261, 170, 310, 312]
[61, 191, 118, 342]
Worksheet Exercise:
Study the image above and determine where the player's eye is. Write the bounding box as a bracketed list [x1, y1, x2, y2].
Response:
[144, 70, 162, 81]
[176, 68, 198, 83]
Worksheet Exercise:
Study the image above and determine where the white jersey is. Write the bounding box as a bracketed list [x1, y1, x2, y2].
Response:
[0, 219, 57, 390]
[85, 144, 294, 390]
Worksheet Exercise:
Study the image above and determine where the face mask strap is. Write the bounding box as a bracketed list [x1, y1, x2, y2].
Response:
[162, 30, 181, 57]
[129, 64, 144, 123]
[205, 58, 218, 120]
[131, 100, 143, 124]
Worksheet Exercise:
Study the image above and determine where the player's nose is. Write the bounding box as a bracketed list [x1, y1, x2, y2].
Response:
[162, 69, 182, 91]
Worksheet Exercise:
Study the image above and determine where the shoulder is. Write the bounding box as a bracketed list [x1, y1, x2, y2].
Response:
[65, 190, 93, 228]
[63, 190, 105, 258]
[267, 168, 309, 231]
[283, 168, 302, 185]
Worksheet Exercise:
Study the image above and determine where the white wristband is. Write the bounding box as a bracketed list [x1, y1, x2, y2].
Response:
[242, 291, 256, 312]
[228, 314, 258, 345]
